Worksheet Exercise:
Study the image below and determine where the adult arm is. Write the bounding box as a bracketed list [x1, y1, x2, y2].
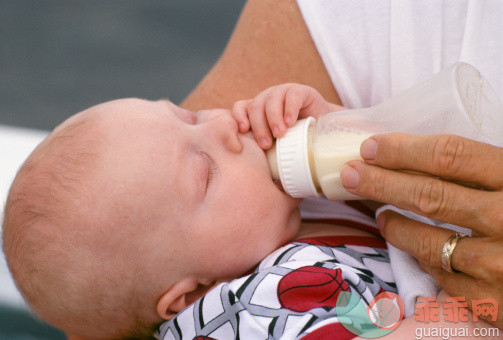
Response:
[341, 133, 503, 328]
[180, 0, 341, 111]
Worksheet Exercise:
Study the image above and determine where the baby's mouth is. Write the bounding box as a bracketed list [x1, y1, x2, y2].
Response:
[273, 179, 284, 192]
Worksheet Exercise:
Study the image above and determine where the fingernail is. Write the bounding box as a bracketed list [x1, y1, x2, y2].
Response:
[376, 213, 386, 233]
[284, 115, 292, 125]
[239, 123, 246, 131]
[340, 165, 359, 189]
[361, 138, 377, 160]
[272, 125, 279, 136]
[259, 137, 269, 148]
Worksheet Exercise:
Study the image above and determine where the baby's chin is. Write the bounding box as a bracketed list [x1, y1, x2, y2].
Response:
[282, 207, 302, 243]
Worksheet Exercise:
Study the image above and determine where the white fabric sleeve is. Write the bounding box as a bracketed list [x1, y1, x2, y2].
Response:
[375, 205, 471, 316]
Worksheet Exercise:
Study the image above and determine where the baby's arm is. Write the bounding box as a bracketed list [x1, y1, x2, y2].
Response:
[231, 83, 344, 149]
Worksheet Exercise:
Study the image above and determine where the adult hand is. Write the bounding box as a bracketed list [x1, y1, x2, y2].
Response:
[340, 133, 503, 328]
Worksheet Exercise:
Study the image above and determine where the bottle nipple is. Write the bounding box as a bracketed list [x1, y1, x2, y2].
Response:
[265, 143, 280, 181]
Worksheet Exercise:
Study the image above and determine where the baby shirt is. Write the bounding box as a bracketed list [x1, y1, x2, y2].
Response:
[157, 234, 396, 339]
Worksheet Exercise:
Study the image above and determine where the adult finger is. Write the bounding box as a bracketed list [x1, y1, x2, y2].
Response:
[360, 133, 503, 190]
[231, 100, 251, 133]
[342, 161, 501, 236]
[378, 211, 486, 279]
[419, 264, 503, 328]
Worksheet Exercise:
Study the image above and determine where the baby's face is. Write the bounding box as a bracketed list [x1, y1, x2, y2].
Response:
[85, 98, 301, 281]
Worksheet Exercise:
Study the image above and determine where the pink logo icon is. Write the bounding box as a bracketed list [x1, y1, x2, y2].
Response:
[367, 291, 405, 330]
[473, 298, 498, 322]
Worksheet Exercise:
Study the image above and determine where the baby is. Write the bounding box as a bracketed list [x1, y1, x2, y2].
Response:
[2, 84, 353, 339]
[4, 83, 495, 339]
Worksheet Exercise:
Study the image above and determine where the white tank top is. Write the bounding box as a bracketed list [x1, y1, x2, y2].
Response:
[296, 0, 503, 109]
[296, 1, 503, 314]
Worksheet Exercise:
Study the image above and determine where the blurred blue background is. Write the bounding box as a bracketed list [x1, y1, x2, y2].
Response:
[0, 1, 246, 338]
[1, 0, 246, 130]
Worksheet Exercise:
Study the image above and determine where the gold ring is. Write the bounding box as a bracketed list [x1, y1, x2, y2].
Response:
[441, 232, 468, 273]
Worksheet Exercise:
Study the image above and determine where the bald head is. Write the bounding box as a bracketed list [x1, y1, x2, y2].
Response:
[1, 103, 173, 339]
[0, 96, 284, 338]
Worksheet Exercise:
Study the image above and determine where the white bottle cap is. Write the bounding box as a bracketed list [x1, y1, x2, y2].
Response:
[276, 117, 320, 198]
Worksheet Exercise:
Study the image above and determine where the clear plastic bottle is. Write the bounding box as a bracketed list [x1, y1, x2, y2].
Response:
[266, 62, 503, 200]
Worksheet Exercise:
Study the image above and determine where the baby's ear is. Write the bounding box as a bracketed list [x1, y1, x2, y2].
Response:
[156, 278, 215, 320]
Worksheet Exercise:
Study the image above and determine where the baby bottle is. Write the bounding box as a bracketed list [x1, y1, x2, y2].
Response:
[266, 62, 503, 200]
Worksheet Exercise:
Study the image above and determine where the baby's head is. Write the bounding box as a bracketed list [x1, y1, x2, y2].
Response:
[2, 98, 301, 339]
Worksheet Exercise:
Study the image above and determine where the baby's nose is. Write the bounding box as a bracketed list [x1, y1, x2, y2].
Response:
[201, 110, 242, 154]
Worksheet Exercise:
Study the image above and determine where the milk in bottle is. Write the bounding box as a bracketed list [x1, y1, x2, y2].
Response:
[266, 62, 503, 200]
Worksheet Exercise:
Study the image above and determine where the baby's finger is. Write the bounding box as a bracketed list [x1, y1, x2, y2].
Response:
[264, 89, 288, 138]
[231, 100, 251, 133]
[247, 98, 273, 149]
[283, 87, 304, 127]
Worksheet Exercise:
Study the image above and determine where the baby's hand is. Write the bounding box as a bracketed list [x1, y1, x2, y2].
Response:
[231, 83, 341, 149]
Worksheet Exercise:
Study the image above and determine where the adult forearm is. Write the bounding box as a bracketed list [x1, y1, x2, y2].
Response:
[180, 0, 339, 111]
